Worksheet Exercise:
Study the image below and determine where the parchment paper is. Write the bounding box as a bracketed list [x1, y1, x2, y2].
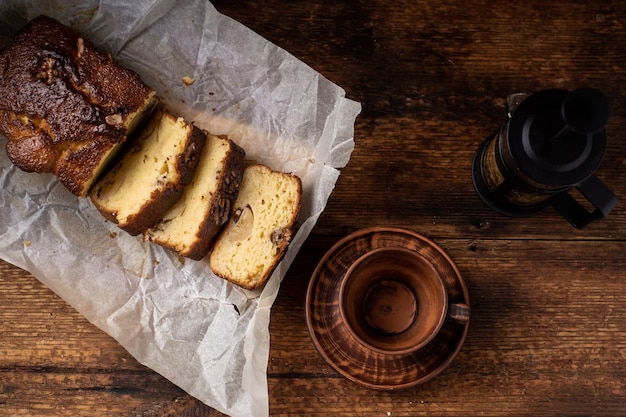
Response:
[0, 1, 361, 416]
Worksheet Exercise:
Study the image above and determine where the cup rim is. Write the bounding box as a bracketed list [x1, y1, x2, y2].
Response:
[338, 246, 448, 355]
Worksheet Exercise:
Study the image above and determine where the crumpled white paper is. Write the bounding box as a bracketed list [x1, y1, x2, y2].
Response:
[0, 1, 361, 416]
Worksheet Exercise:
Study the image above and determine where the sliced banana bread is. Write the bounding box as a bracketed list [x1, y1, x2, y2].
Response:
[209, 164, 302, 290]
[144, 134, 245, 260]
[89, 109, 204, 235]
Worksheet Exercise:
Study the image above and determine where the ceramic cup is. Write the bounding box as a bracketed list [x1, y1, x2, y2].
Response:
[339, 247, 470, 355]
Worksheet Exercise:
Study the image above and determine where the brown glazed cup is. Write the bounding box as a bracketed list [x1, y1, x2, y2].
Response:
[339, 247, 470, 355]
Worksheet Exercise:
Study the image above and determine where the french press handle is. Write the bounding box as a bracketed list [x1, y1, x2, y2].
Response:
[550, 175, 618, 229]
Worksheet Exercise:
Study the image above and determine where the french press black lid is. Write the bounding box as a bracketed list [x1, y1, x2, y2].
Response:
[506, 88, 609, 188]
[472, 88, 618, 228]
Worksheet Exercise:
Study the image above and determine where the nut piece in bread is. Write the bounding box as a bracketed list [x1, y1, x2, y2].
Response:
[209, 164, 302, 290]
[145, 134, 245, 260]
[90, 109, 204, 235]
[0, 16, 157, 196]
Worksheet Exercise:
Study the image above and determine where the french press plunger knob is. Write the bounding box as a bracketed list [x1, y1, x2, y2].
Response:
[472, 88, 618, 228]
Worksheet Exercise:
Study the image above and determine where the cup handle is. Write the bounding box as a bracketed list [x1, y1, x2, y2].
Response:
[550, 174, 618, 229]
[447, 302, 470, 323]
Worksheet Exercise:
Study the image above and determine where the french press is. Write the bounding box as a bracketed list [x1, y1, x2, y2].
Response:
[472, 88, 618, 228]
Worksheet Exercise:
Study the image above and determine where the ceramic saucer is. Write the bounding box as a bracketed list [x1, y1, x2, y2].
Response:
[305, 227, 470, 390]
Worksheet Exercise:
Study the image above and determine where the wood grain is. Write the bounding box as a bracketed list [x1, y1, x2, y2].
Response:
[2, 0, 626, 416]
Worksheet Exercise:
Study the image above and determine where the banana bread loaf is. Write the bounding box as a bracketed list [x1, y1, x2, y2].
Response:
[0, 16, 157, 196]
[89, 109, 204, 236]
[145, 134, 245, 260]
[209, 164, 302, 290]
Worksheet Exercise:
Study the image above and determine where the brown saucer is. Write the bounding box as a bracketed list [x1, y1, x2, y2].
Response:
[305, 227, 470, 390]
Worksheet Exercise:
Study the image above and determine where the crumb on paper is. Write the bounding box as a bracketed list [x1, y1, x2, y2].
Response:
[24, 241, 31, 247]
[154, 260, 160, 266]
[109, 231, 117, 238]
[182, 76, 195, 86]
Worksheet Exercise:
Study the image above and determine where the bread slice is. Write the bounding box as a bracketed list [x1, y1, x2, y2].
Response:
[209, 164, 302, 290]
[144, 134, 245, 260]
[0, 16, 158, 196]
[89, 109, 205, 235]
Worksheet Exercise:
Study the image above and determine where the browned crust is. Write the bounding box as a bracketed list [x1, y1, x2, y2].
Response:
[118, 186, 185, 236]
[89, 195, 118, 225]
[0, 16, 156, 196]
[182, 139, 246, 260]
[178, 125, 206, 187]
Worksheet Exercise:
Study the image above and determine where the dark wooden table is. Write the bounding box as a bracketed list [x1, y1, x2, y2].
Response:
[2, 1, 626, 416]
